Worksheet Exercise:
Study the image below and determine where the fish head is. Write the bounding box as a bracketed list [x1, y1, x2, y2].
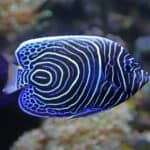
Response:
[123, 52, 149, 95]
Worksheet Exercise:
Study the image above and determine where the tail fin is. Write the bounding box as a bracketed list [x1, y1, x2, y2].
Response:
[2, 64, 19, 94]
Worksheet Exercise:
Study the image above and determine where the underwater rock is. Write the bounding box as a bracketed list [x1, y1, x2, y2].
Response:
[11, 103, 133, 150]
[130, 83, 150, 132]
[10, 129, 48, 150]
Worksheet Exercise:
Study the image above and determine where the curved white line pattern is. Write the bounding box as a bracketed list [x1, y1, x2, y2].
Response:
[117, 47, 127, 92]
[31, 69, 52, 87]
[16, 36, 150, 118]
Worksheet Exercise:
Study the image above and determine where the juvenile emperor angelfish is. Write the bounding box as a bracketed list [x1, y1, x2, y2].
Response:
[3, 36, 150, 118]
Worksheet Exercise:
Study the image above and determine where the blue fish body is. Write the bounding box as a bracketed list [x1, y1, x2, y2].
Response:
[4, 36, 150, 118]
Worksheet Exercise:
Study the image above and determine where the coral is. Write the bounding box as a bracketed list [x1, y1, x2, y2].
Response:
[10, 129, 48, 150]
[11, 103, 133, 150]
[0, 0, 48, 35]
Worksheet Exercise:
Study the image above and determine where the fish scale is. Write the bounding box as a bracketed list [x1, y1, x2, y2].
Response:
[3, 35, 149, 118]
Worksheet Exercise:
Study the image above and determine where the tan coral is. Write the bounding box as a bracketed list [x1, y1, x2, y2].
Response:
[0, 0, 43, 34]
[11, 103, 134, 150]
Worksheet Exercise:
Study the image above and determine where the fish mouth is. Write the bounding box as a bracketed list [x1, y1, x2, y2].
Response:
[127, 68, 149, 95]
[137, 69, 149, 90]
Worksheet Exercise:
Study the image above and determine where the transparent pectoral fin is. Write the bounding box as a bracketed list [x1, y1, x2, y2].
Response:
[2, 64, 20, 94]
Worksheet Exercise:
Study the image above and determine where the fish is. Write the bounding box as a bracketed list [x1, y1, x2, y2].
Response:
[2, 35, 150, 118]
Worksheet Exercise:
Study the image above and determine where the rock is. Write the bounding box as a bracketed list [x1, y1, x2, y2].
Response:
[11, 103, 133, 150]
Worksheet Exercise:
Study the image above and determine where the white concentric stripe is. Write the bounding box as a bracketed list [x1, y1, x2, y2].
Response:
[15, 36, 113, 66]
[103, 87, 121, 108]
[63, 39, 102, 111]
[128, 58, 134, 61]
[75, 39, 102, 110]
[117, 46, 127, 92]
[32, 52, 80, 101]
[22, 71, 28, 84]
[31, 61, 65, 94]
[98, 38, 106, 60]
[52, 40, 91, 109]
[42, 65, 58, 87]
[131, 67, 139, 91]
[112, 92, 125, 107]
[35, 57, 72, 95]
[111, 43, 117, 82]
[32, 47, 79, 96]
[34, 42, 86, 108]
[110, 65, 114, 82]
[98, 84, 113, 107]
[105, 41, 113, 77]
[138, 69, 144, 89]
[94, 81, 108, 106]
[123, 53, 130, 70]
[30, 69, 52, 86]
[117, 70, 123, 90]
[89, 39, 109, 108]
[32, 39, 97, 110]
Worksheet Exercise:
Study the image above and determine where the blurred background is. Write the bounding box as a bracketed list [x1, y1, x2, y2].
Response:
[0, 0, 150, 150]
